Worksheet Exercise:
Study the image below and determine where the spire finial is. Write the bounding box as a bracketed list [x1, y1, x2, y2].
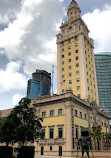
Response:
[72, 0, 75, 2]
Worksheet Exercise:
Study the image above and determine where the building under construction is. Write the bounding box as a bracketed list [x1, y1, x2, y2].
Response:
[27, 70, 51, 99]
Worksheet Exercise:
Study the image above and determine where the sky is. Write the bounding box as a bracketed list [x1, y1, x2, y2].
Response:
[0, 0, 111, 110]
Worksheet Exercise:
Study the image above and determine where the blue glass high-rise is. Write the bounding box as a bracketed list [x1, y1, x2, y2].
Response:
[94, 53, 111, 118]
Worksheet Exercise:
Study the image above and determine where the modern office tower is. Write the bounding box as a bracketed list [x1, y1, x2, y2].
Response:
[27, 79, 43, 99]
[27, 70, 51, 99]
[57, 0, 99, 104]
[94, 53, 111, 118]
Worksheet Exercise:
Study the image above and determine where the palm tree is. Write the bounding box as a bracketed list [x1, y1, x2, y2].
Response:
[90, 125, 102, 150]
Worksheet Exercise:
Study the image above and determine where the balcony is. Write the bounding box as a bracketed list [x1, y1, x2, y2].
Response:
[38, 138, 65, 145]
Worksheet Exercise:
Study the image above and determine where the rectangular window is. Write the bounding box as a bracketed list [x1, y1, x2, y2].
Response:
[68, 39, 71, 44]
[58, 128, 63, 138]
[76, 50, 78, 53]
[69, 65, 71, 69]
[58, 109, 63, 116]
[69, 59, 71, 62]
[42, 112, 46, 118]
[62, 80, 65, 86]
[76, 63, 79, 67]
[50, 146, 52, 151]
[62, 89, 64, 94]
[69, 73, 72, 77]
[62, 55, 64, 58]
[62, 68, 64, 72]
[50, 128, 54, 138]
[78, 94, 80, 98]
[41, 129, 45, 139]
[68, 52, 71, 56]
[69, 80, 72, 84]
[75, 127, 78, 138]
[75, 110, 77, 116]
[68, 46, 71, 49]
[75, 43, 78, 47]
[76, 56, 79, 60]
[50, 110, 54, 117]
[62, 61, 64, 65]
[77, 78, 80, 82]
[75, 36, 77, 41]
[62, 75, 64, 78]
[84, 114, 86, 120]
[62, 48, 64, 52]
[77, 86, 80, 90]
[80, 112, 82, 118]
[76, 70, 79, 74]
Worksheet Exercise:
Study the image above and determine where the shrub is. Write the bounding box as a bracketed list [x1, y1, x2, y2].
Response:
[17, 146, 35, 158]
[0, 146, 13, 158]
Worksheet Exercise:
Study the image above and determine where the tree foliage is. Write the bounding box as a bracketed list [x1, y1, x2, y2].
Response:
[0, 98, 43, 146]
[90, 125, 102, 150]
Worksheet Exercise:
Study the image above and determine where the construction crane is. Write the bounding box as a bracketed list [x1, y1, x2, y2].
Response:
[33, 56, 57, 94]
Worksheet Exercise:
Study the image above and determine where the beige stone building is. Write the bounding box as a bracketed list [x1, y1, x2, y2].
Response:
[0, 91, 109, 157]
[57, 0, 99, 105]
[31, 90, 109, 156]
[0, 1, 110, 157]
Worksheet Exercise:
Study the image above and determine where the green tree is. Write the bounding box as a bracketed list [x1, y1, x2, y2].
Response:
[90, 126, 102, 150]
[0, 98, 43, 146]
[0, 118, 7, 144]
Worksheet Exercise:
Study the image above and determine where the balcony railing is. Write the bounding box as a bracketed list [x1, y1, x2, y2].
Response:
[39, 138, 65, 145]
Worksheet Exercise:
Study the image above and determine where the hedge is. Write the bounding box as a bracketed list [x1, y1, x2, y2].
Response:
[17, 146, 35, 158]
[0, 146, 13, 158]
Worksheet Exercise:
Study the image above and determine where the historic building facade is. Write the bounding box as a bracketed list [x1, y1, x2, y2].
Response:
[57, 0, 99, 104]
[31, 90, 109, 156]
[0, 1, 110, 157]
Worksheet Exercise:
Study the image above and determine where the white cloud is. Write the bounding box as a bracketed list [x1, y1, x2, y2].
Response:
[0, 0, 21, 27]
[82, 4, 111, 52]
[0, 0, 65, 74]
[12, 93, 25, 105]
[0, 61, 28, 94]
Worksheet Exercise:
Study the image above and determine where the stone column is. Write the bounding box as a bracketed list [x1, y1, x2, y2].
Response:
[65, 101, 73, 156]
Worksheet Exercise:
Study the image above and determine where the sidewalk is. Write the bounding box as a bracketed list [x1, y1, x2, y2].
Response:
[35, 156, 75, 158]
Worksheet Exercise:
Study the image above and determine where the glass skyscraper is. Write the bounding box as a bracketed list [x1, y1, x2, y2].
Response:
[94, 53, 111, 118]
[27, 70, 51, 99]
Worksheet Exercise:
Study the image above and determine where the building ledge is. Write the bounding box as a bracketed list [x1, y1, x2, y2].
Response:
[39, 138, 65, 145]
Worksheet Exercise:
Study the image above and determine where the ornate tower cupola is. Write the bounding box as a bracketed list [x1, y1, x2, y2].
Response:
[67, 0, 81, 20]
